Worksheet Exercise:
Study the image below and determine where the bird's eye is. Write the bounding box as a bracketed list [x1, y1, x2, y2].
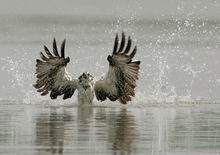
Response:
[107, 55, 111, 61]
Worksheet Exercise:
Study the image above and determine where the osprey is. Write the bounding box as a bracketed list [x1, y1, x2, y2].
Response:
[34, 32, 140, 104]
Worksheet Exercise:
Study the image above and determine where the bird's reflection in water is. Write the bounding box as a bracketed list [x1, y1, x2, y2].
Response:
[77, 105, 93, 124]
[106, 109, 138, 155]
[34, 106, 137, 155]
[77, 105, 94, 142]
[35, 107, 73, 154]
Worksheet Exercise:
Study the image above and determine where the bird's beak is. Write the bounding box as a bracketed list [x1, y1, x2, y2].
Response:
[107, 55, 114, 66]
[65, 57, 70, 65]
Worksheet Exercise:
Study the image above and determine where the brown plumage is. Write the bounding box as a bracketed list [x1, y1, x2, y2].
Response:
[94, 32, 141, 104]
[33, 32, 140, 104]
[34, 38, 77, 99]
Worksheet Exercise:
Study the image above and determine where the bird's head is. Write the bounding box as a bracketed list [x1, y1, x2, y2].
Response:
[78, 72, 94, 89]
[107, 55, 114, 66]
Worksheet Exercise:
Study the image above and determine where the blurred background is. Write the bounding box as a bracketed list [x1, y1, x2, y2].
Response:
[0, 0, 219, 103]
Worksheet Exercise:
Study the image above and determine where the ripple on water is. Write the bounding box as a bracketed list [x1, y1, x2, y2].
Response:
[0, 100, 220, 155]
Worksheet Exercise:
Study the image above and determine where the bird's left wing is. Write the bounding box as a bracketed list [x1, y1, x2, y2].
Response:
[94, 32, 140, 104]
[33, 38, 78, 100]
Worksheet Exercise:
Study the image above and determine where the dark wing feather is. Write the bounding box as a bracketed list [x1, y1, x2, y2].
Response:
[118, 32, 126, 53]
[94, 32, 140, 104]
[34, 38, 77, 100]
[129, 46, 137, 59]
[44, 45, 53, 58]
[53, 38, 59, 57]
[40, 52, 48, 61]
[124, 36, 132, 54]
[61, 39, 66, 58]
[113, 33, 119, 54]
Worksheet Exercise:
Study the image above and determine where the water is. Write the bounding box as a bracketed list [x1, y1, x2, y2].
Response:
[0, 101, 219, 155]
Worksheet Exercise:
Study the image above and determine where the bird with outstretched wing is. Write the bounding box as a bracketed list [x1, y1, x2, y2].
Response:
[34, 32, 140, 104]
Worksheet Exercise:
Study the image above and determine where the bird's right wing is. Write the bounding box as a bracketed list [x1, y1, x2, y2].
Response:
[33, 38, 78, 100]
[94, 32, 140, 104]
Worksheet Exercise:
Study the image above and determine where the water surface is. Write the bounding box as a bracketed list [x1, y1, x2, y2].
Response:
[0, 101, 220, 155]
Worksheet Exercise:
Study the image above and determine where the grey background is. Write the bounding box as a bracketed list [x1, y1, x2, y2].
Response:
[0, 0, 219, 19]
[0, 0, 219, 102]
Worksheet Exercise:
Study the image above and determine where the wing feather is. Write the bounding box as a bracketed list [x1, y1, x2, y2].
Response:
[124, 36, 132, 54]
[113, 33, 119, 54]
[40, 52, 48, 61]
[53, 38, 59, 57]
[118, 32, 126, 53]
[129, 46, 137, 59]
[44, 45, 53, 58]
[34, 38, 78, 100]
[61, 39, 66, 58]
[94, 32, 140, 104]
